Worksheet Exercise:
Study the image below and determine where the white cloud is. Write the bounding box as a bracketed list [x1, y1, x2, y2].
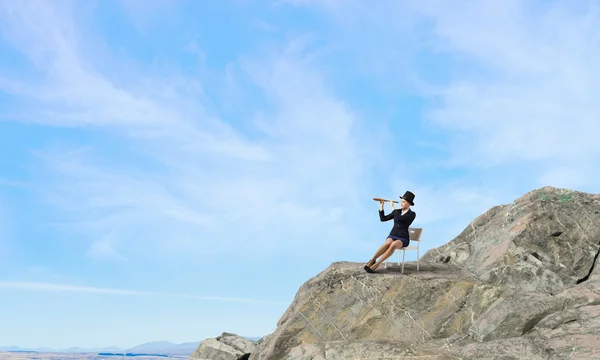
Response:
[0, 281, 289, 305]
[8, 0, 598, 265]
[0, 281, 143, 295]
[0, 1, 380, 260]
[287, 0, 600, 191]
[416, 1, 600, 166]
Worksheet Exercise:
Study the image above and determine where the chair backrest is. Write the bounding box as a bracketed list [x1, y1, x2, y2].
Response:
[409, 227, 422, 241]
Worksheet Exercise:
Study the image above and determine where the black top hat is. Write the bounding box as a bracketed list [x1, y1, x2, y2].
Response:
[399, 191, 415, 206]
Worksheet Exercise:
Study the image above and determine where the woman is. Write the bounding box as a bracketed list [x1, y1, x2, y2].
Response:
[365, 190, 416, 273]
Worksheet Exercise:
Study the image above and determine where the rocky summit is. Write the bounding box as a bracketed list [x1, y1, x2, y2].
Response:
[191, 186, 600, 360]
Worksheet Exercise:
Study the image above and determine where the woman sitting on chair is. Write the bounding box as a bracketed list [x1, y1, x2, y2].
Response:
[365, 191, 416, 273]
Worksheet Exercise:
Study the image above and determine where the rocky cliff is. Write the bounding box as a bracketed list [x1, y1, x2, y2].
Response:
[192, 186, 600, 360]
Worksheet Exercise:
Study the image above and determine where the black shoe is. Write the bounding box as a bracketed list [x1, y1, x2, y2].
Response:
[365, 266, 374, 273]
[364, 259, 375, 270]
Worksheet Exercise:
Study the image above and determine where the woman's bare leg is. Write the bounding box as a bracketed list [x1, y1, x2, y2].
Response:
[368, 238, 393, 265]
[370, 241, 405, 270]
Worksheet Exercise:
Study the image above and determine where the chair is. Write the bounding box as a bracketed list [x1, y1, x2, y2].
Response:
[384, 227, 423, 274]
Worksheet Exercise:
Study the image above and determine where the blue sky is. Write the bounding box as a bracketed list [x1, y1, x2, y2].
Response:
[2, 0, 600, 350]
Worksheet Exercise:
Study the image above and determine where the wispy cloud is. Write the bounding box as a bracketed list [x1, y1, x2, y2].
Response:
[0, 281, 289, 305]
[0, 281, 144, 295]
[288, 0, 600, 191]
[0, 1, 384, 262]
[7, 0, 598, 268]
[414, 1, 600, 170]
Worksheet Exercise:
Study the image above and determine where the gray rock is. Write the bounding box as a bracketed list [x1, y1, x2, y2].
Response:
[248, 262, 600, 359]
[248, 262, 504, 359]
[421, 186, 600, 294]
[189, 333, 256, 360]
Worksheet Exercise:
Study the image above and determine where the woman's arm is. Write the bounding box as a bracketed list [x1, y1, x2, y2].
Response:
[406, 212, 416, 226]
[379, 210, 394, 221]
[379, 201, 394, 221]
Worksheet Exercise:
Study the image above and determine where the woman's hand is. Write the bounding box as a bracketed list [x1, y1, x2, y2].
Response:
[379, 200, 384, 211]
[388, 200, 395, 210]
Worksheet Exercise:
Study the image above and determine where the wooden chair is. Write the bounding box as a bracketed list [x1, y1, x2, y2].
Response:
[384, 227, 423, 274]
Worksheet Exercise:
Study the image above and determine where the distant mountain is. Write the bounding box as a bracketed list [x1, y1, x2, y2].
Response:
[124, 341, 199, 356]
[125, 341, 177, 352]
[1, 339, 256, 356]
[0, 347, 29, 352]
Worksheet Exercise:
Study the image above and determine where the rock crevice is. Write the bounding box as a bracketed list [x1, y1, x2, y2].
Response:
[576, 237, 600, 284]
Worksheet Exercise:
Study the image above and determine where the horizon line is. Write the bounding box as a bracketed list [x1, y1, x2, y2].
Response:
[0, 335, 264, 353]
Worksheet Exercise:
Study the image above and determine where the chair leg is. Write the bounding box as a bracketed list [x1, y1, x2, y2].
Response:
[417, 246, 420, 271]
[401, 250, 406, 274]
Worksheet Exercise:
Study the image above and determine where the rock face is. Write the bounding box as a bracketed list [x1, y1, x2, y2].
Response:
[189, 333, 256, 360]
[421, 186, 600, 294]
[194, 186, 600, 359]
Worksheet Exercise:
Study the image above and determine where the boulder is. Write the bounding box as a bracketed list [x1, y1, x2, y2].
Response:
[189, 333, 256, 360]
